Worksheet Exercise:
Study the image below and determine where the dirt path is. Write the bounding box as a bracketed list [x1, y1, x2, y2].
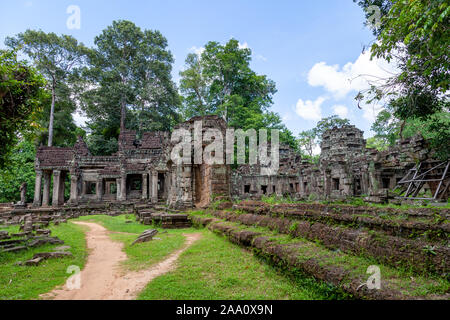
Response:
[44, 222, 202, 300]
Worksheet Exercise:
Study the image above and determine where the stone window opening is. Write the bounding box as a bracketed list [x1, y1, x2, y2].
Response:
[129, 176, 142, 191]
[261, 185, 268, 195]
[290, 183, 294, 192]
[272, 186, 276, 193]
[86, 182, 97, 195]
[244, 185, 251, 194]
[333, 178, 340, 191]
[382, 178, 391, 189]
[109, 183, 117, 194]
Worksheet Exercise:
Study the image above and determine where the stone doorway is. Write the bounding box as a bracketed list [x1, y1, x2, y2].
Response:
[157, 173, 165, 200]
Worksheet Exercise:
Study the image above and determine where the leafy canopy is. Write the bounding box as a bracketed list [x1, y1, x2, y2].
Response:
[0, 49, 46, 168]
[81, 20, 181, 155]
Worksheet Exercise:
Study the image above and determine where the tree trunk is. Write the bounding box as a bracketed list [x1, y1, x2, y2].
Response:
[47, 85, 56, 147]
[120, 99, 126, 132]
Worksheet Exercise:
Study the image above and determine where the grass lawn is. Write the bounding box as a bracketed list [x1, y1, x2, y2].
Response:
[0, 222, 88, 300]
[138, 229, 344, 300]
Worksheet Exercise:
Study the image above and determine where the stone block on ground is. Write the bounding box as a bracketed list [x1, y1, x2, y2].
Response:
[132, 229, 159, 245]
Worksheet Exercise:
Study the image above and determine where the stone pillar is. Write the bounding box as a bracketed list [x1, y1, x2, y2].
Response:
[116, 178, 121, 201]
[42, 171, 51, 207]
[151, 171, 158, 203]
[96, 178, 103, 201]
[69, 174, 79, 204]
[142, 173, 148, 200]
[119, 173, 127, 201]
[52, 170, 62, 207]
[33, 170, 43, 207]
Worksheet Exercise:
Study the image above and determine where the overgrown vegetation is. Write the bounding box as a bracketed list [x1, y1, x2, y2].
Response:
[0, 222, 87, 300]
[138, 229, 343, 300]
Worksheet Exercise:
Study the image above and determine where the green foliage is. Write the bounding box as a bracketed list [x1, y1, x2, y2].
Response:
[85, 134, 119, 157]
[370, 108, 449, 159]
[179, 39, 296, 148]
[296, 116, 350, 160]
[0, 222, 87, 300]
[355, 1, 450, 160]
[297, 129, 317, 157]
[81, 20, 181, 154]
[315, 116, 351, 142]
[371, 0, 449, 94]
[0, 140, 36, 203]
[0, 49, 46, 168]
[366, 137, 389, 151]
[6, 30, 90, 147]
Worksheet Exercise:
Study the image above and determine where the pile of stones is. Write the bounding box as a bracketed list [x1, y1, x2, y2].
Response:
[135, 206, 192, 229]
[0, 214, 72, 266]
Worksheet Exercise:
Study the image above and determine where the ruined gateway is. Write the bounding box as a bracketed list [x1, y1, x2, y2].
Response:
[30, 115, 448, 210]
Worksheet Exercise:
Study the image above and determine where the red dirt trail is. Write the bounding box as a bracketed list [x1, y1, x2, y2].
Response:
[43, 221, 201, 300]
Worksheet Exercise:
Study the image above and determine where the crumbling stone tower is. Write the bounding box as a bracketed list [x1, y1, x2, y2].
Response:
[167, 115, 231, 209]
[320, 125, 366, 199]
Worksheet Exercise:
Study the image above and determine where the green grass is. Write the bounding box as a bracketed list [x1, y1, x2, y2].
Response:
[76, 214, 150, 234]
[74, 214, 190, 271]
[138, 229, 342, 300]
[0, 222, 88, 300]
[193, 212, 450, 298]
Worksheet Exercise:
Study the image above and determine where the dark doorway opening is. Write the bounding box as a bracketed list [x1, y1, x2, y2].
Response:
[261, 185, 268, 195]
[333, 178, 340, 191]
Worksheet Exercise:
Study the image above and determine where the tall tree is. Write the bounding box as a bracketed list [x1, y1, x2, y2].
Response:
[0, 49, 46, 168]
[180, 39, 296, 147]
[81, 20, 180, 153]
[6, 30, 89, 146]
[297, 129, 317, 158]
[315, 116, 351, 143]
[355, 0, 449, 159]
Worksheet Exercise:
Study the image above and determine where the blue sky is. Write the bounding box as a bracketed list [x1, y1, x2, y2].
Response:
[0, 0, 392, 138]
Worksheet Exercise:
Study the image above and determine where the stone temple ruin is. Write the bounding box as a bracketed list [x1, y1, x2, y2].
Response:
[232, 125, 449, 203]
[17, 116, 450, 214]
[31, 115, 231, 210]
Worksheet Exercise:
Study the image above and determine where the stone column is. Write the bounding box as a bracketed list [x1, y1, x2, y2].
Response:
[69, 174, 79, 204]
[116, 178, 121, 201]
[142, 173, 148, 200]
[42, 171, 51, 207]
[119, 173, 127, 201]
[151, 171, 158, 203]
[52, 170, 62, 207]
[33, 170, 43, 207]
[96, 178, 103, 201]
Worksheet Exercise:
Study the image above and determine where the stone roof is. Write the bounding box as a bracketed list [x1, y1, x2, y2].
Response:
[36, 147, 73, 167]
[141, 132, 166, 149]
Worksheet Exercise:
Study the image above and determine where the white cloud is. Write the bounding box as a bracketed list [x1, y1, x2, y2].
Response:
[332, 105, 349, 118]
[361, 104, 383, 122]
[295, 96, 327, 121]
[238, 42, 249, 50]
[256, 54, 267, 62]
[307, 51, 396, 100]
[189, 46, 205, 56]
